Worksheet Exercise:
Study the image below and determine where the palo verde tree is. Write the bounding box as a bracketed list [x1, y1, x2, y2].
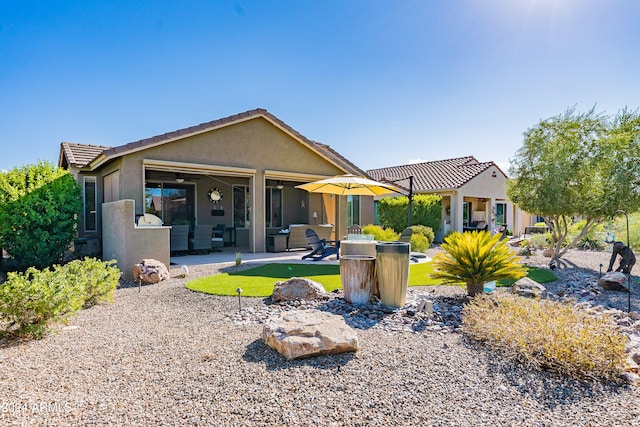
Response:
[0, 161, 82, 269]
[507, 107, 640, 262]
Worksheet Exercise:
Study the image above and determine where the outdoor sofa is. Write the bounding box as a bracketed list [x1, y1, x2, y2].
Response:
[283, 224, 334, 250]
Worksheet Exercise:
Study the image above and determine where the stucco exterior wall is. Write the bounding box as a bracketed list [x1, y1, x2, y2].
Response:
[94, 117, 352, 252]
[102, 199, 170, 281]
[459, 166, 507, 199]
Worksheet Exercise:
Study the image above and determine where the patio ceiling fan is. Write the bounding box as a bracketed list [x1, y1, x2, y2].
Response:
[174, 173, 200, 183]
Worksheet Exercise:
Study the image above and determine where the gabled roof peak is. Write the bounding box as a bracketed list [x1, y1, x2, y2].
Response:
[367, 156, 501, 191]
[57, 109, 365, 176]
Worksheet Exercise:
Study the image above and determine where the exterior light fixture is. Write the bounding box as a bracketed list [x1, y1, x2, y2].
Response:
[236, 287, 243, 312]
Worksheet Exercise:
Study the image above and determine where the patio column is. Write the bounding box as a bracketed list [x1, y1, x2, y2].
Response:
[489, 198, 496, 233]
[452, 192, 464, 233]
[251, 174, 261, 253]
[512, 203, 522, 238]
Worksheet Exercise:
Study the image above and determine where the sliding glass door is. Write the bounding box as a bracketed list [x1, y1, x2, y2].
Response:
[144, 182, 195, 227]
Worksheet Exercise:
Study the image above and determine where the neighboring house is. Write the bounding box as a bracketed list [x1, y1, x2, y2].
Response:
[58, 108, 371, 277]
[367, 156, 534, 241]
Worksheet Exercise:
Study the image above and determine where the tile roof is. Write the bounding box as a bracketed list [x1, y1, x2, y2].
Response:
[57, 109, 363, 176]
[367, 156, 495, 192]
[59, 142, 112, 168]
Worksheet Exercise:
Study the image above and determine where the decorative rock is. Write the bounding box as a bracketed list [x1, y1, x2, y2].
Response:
[271, 277, 327, 302]
[132, 259, 169, 284]
[542, 248, 554, 258]
[262, 310, 360, 360]
[597, 272, 630, 292]
[511, 277, 548, 299]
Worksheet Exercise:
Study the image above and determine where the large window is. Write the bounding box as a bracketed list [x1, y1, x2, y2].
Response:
[265, 187, 282, 228]
[233, 185, 250, 228]
[83, 176, 97, 232]
[347, 195, 360, 226]
[144, 182, 194, 227]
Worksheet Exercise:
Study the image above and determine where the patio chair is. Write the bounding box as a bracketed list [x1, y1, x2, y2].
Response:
[189, 224, 213, 254]
[212, 223, 226, 250]
[347, 224, 362, 235]
[398, 227, 426, 263]
[302, 228, 339, 261]
[170, 224, 189, 255]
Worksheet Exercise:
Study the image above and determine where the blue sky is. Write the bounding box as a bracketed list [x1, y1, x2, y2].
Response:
[1, 0, 639, 173]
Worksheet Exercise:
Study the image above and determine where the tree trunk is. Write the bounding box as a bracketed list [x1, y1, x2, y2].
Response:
[466, 282, 484, 297]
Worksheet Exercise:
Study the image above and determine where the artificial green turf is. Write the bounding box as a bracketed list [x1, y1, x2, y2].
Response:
[186, 262, 556, 297]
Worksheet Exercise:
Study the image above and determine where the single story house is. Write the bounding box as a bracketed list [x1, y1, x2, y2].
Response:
[59, 108, 374, 278]
[367, 156, 536, 241]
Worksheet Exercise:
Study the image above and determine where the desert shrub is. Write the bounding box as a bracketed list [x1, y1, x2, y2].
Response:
[0, 266, 85, 338]
[576, 235, 607, 251]
[430, 231, 527, 296]
[362, 224, 399, 242]
[0, 258, 121, 338]
[518, 245, 535, 256]
[527, 233, 550, 250]
[407, 225, 434, 252]
[63, 258, 121, 307]
[0, 161, 82, 269]
[410, 225, 434, 245]
[409, 234, 429, 252]
[377, 194, 441, 232]
[609, 212, 640, 250]
[463, 294, 628, 381]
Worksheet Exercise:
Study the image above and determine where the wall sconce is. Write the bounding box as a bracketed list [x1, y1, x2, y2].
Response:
[312, 211, 318, 224]
[175, 178, 185, 183]
[491, 171, 497, 178]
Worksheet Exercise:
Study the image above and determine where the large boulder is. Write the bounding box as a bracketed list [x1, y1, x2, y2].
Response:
[132, 259, 169, 284]
[511, 277, 548, 299]
[598, 272, 629, 292]
[271, 277, 327, 302]
[262, 310, 360, 360]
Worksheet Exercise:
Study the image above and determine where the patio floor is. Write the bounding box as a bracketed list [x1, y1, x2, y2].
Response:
[169, 246, 340, 267]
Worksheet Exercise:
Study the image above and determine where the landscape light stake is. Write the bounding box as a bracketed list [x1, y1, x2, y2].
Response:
[236, 288, 243, 312]
[599, 263, 603, 278]
[616, 210, 632, 313]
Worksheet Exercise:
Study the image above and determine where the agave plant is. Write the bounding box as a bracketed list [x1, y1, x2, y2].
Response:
[430, 231, 527, 296]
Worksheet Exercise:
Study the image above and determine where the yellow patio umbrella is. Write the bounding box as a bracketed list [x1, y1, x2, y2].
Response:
[295, 174, 402, 196]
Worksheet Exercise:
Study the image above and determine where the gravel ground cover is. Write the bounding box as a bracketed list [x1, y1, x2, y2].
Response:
[1, 247, 639, 426]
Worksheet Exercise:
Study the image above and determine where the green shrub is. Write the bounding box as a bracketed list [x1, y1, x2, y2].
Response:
[63, 257, 121, 307]
[576, 235, 607, 251]
[430, 231, 527, 296]
[0, 258, 121, 338]
[527, 233, 550, 249]
[463, 294, 628, 381]
[609, 212, 640, 250]
[362, 224, 399, 241]
[0, 266, 85, 338]
[408, 225, 434, 252]
[377, 194, 441, 232]
[0, 161, 82, 269]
